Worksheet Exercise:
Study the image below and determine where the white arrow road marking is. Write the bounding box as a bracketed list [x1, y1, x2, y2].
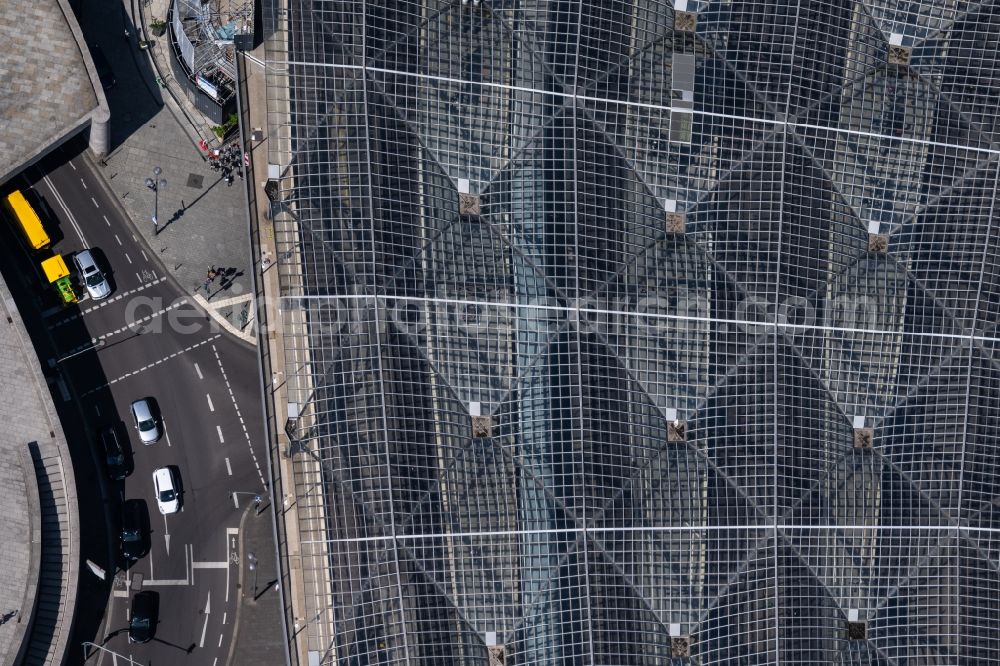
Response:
[199, 590, 212, 648]
[163, 514, 171, 556]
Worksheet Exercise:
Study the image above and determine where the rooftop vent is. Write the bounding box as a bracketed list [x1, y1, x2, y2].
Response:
[674, 10, 697, 32]
[472, 415, 492, 438]
[888, 44, 911, 66]
[868, 233, 888, 254]
[847, 621, 867, 640]
[487, 645, 505, 666]
[853, 427, 874, 449]
[666, 211, 687, 235]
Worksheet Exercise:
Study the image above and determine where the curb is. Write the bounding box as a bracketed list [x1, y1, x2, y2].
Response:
[224, 502, 254, 666]
[79, 149, 255, 349]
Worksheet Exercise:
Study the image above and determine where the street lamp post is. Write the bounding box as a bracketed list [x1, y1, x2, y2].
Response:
[232, 490, 264, 509]
[82, 642, 142, 665]
[144, 166, 167, 234]
[247, 551, 258, 599]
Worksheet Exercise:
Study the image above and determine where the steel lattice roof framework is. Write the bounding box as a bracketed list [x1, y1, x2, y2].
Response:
[261, 0, 1000, 663]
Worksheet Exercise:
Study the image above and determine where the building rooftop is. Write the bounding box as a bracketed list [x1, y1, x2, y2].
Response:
[262, 1, 1000, 662]
[0, 0, 104, 185]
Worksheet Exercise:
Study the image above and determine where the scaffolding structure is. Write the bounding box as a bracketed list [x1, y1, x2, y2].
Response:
[171, 0, 254, 106]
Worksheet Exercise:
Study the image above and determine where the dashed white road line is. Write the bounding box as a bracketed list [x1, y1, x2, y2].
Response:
[194, 362, 203, 379]
[199, 591, 211, 648]
[224, 457, 232, 476]
[45, 277, 167, 326]
[80, 334, 222, 396]
[91, 196, 99, 208]
[68, 160, 77, 171]
[114, 234, 122, 245]
[103, 214, 110, 226]
[213, 344, 265, 485]
[164, 419, 172, 448]
[92, 300, 186, 342]
[206, 394, 215, 412]
[125, 252, 132, 264]
[216, 425, 225, 443]
[80, 177, 88, 190]
[141, 249, 149, 262]
[42, 174, 87, 246]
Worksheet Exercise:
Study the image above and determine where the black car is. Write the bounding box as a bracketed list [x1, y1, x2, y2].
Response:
[100, 426, 129, 480]
[120, 499, 148, 562]
[90, 45, 116, 89]
[128, 591, 156, 643]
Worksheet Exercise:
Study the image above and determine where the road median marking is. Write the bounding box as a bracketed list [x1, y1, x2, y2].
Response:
[80, 334, 221, 396]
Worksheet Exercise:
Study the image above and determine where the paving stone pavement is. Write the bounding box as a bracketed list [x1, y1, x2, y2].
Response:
[0, 273, 74, 664]
[78, 0, 256, 342]
[0, 0, 102, 184]
[229, 504, 286, 666]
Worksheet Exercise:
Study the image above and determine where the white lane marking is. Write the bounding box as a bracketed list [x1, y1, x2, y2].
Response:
[213, 345, 265, 486]
[163, 514, 171, 555]
[226, 528, 238, 604]
[206, 394, 215, 412]
[217, 425, 224, 443]
[115, 234, 122, 245]
[141, 249, 149, 262]
[222, 612, 227, 625]
[192, 561, 228, 569]
[68, 160, 77, 171]
[87, 300, 188, 343]
[199, 592, 211, 648]
[45, 277, 167, 326]
[80, 177, 88, 189]
[42, 174, 87, 246]
[164, 419, 172, 448]
[142, 578, 189, 586]
[80, 334, 222, 396]
[194, 362, 203, 379]
[125, 252, 132, 264]
[231, 492, 239, 509]
[218, 634, 223, 647]
[135, 272, 141, 282]
[94, 404, 100, 415]
[225, 457, 232, 476]
[103, 214, 110, 226]
[91, 196, 100, 208]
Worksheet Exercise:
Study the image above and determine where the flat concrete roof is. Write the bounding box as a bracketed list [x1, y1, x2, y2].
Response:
[0, 0, 106, 185]
[0, 271, 79, 666]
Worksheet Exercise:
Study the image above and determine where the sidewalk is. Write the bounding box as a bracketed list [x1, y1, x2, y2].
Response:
[228, 503, 285, 666]
[76, 0, 256, 343]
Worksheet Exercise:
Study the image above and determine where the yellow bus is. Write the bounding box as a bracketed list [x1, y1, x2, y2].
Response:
[4, 190, 50, 250]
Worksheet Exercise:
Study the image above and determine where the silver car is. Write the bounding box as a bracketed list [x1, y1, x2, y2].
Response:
[73, 249, 111, 300]
[130, 398, 161, 444]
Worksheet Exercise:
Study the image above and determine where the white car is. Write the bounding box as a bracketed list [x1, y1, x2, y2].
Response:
[130, 398, 161, 444]
[73, 249, 112, 300]
[152, 467, 180, 514]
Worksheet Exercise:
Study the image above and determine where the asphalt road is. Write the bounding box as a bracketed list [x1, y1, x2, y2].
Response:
[0, 142, 267, 666]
